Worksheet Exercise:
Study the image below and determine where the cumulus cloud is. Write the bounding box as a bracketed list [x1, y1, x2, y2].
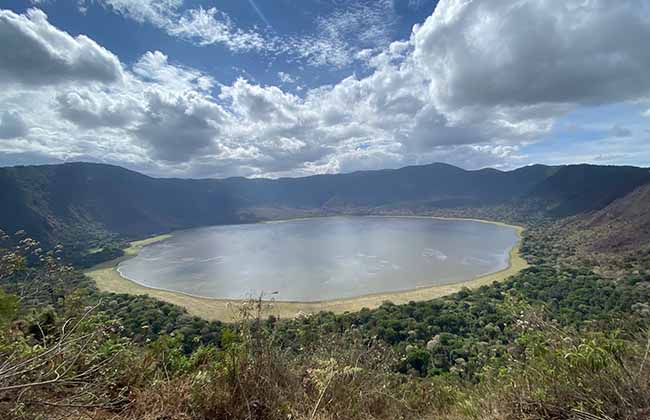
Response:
[216, 79, 334, 174]
[221, 78, 301, 124]
[185, 0, 650, 174]
[0, 8, 122, 86]
[132, 51, 215, 92]
[413, 0, 650, 110]
[55, 89, 139, 129]
[134, 90, 226, 163]
[0, 111, 28, 139]
[2, 1, 650, 177]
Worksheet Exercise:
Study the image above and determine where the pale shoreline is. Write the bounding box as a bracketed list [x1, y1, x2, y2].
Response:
[85, 216, 528, 322]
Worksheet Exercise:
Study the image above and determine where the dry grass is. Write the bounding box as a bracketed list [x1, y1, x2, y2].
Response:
[94, 306, 462, 420]
[86, 217, 528, 322]
[6, 296, 650, 420]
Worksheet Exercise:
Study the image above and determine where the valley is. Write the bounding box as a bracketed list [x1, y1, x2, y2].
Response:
[2, 161, 649, 419]
[3, 1, 650, 418]
[86, 216, 527, 321]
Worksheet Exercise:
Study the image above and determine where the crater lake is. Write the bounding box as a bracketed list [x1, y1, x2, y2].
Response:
[117, 217, 520, 302]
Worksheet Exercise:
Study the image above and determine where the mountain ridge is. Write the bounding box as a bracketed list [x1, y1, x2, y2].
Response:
[1, 161, 649, 264]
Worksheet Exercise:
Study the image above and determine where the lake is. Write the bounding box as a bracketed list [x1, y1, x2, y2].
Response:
[118, 217, 519, 302]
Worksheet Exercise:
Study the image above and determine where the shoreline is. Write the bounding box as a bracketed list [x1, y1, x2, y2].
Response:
[85, 216, 528, 322]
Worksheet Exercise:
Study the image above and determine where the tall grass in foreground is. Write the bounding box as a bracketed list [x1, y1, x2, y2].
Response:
[121, 296, 459, 420]
[3, 293, 650, 419]
[105, 300, 650, 420]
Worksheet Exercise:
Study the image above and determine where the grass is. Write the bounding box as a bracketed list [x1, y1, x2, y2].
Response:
[86, 218, 528, 322]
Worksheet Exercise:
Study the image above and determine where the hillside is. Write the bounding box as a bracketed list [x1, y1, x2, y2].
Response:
[0, 163, 240, 248]
[583, 182, 650, 252]
[1, 162, 648, 263]
[226, 162, 559, 209]
[552, 181, 650, 269]
[3, 204, 650, 420]
[522, 179, 650, 278]
[527, 164, 650, 216]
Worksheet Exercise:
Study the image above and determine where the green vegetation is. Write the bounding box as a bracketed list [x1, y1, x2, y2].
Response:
[1, 161, 650, 419]
[2, 203, 650, 419]
[2, 162, 648, 267]
[275, 265, 650, 379]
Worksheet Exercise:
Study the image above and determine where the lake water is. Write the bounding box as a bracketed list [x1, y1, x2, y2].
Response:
[118, 217, 519, 302]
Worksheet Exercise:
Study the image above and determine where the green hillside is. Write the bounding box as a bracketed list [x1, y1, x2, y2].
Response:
[1, 162, 648, 266]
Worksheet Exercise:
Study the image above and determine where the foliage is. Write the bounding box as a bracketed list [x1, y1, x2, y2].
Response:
[2, 188, 650, 418]
[467, 307, 650, 419]
[270, 264, 650, 380]
[0, 289, 18, 327]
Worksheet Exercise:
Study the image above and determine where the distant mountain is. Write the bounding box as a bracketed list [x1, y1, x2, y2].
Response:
[527, 164, 650, 216]
[225, 162, 559, 209]
[0, 161, 648, 260]
[0, 163, 239, 245]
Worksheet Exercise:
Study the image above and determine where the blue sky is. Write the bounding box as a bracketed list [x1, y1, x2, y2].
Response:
[3, 0, 436, 89]
[0, 0, 649, 178]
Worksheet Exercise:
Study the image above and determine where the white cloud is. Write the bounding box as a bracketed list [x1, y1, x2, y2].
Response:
[55, 89, 139, 129]
[0, 9, 228, 172]
[278, 72, 296, 84]
[85, 0, 181, 27]
[0, 8, 123, 86]
[0, 111, 28, 139]
[2, 2, 650, 178]
[80, 0, 400, 70]
[286, 0, 397, 68]
[221, 78, 301, 124]
[134, 90, 226, 162]
[413, 0, 650, 111]
[169, 7, 265, 51]
[132, 51, 214, 92]
[91, 0, 266, 52]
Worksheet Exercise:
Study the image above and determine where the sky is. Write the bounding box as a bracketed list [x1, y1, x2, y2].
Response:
[0, 0, 649, 178]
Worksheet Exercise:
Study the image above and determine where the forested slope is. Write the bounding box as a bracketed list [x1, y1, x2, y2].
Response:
[2, 162, 648, 261]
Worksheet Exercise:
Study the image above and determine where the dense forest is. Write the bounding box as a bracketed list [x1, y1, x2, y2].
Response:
[1, 162, 650, 419]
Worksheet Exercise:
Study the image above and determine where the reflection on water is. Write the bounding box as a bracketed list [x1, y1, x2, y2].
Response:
[118, 217, 519, 301]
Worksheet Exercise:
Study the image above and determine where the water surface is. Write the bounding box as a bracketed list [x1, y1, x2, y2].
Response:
[118, 217, 519, 301]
